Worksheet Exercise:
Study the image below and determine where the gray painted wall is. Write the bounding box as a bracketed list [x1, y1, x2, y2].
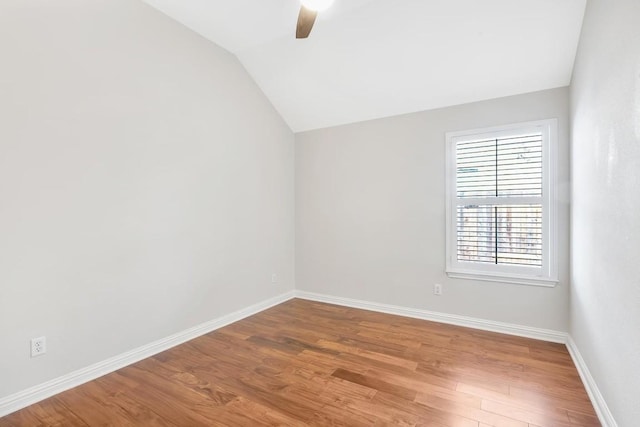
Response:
[570, 0, 640, 424]
[0, 1, 294, 398]
[296, 88, 570, 332]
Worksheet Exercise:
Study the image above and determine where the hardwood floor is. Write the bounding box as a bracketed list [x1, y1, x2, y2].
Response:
[0, 299, 599, 426]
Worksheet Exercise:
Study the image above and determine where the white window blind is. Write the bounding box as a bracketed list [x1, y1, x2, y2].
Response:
[445, 120, 557, 286]
[456, 134, 542, 267]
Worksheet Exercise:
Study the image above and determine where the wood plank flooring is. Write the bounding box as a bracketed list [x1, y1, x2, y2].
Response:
[0, 299, 599, 426]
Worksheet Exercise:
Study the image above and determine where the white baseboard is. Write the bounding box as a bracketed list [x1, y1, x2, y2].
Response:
[1, 289, 615, 427]
[566, 336, 618, 427]
[0, 291, 295, 418]
[294, 290, 568, 343]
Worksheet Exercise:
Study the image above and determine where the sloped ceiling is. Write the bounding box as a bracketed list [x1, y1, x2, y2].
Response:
[142, 0, 586, 132]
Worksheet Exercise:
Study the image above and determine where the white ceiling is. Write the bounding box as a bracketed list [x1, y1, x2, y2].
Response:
[142, 0, 586, 132]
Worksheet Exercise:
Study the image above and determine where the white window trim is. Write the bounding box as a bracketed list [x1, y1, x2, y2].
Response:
[445, 119, 559, 287]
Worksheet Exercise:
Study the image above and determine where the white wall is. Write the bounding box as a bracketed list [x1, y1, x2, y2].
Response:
[570, 0, 640, 424]
[0, 0, 294, 398]
[296, 88, 570, 331]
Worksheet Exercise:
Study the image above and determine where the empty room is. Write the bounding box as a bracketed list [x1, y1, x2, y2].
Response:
[0, 0, 638, 426]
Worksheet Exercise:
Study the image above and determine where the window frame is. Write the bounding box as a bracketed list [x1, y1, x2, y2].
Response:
[445, 119, 559, 287]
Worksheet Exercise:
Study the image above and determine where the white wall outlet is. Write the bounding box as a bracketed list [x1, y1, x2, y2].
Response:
[31, 336, 46, 357]
[271, 273, 277, 283]
[434, 284, 443, 296]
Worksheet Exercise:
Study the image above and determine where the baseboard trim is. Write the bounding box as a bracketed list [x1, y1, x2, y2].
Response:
[2, 289, 615, 427]
[566, 336, 618, 427]
[294, 290, 567, 343]
[0, 290, 295, 418]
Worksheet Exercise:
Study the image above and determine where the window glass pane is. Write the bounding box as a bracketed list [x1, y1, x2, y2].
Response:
[456, 139, 496, 198]
[496, 204, 542, 267]
[496, 135, 542, 197]
[456, 204, 496, 263]
[456, 204, 542, 267]
[456, 133, 543, 198]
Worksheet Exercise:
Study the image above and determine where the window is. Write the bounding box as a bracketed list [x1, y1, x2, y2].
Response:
[445, 119, 558, 286]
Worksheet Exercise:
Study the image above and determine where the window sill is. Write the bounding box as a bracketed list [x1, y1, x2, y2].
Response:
[446, 270, 558, 288]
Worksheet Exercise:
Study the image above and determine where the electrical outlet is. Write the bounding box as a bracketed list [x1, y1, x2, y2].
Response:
[31, 336, 46, 357]
[271, 273, 277, 284]
[434, 284, 443, 296]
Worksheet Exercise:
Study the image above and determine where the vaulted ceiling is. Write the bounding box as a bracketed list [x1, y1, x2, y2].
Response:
[142, 0, 587, 132]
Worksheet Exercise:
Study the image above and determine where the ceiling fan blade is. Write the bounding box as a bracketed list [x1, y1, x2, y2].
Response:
[296, 5, 317, 39]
